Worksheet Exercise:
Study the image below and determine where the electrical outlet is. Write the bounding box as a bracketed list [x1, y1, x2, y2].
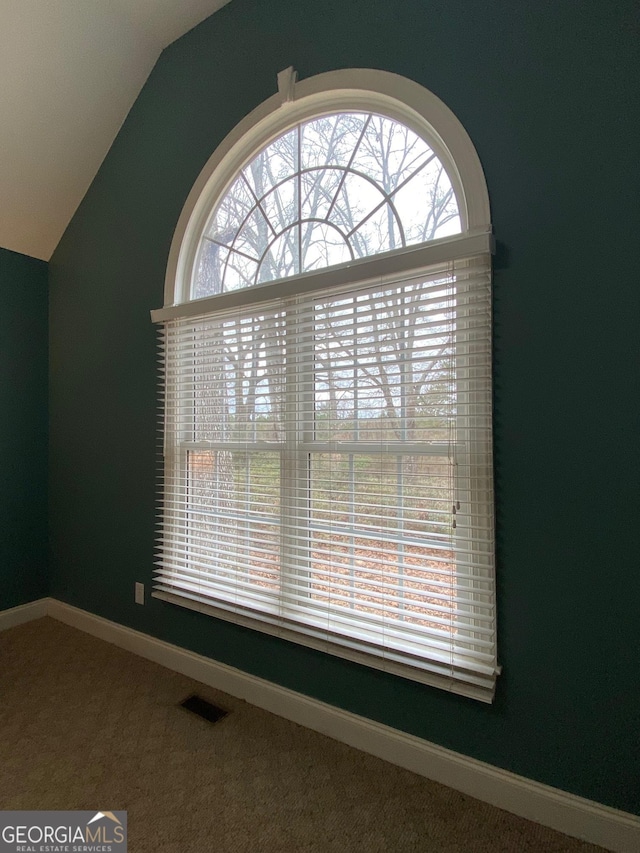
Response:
[135, 582, 145, 605]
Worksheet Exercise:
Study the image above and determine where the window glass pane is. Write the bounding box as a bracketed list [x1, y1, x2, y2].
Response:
[326, 173, 386, 240]
[193, 312, 286, 443]
[221, 251, 260, 293]
[242, 129, 297, 195]
[187, 450, 281, 600]
[300, 113, 368, 170]
[193, 240, 228, 299]
[313, 282, 455, 444]
[260, 176, 298, 236]
[206, 175, 254, 242]
[353, 115, 434, 190]
[308, 452, 456, 632]
[392, 158, 461, 243]
[233, 208, 272, 262]
[347, 202, 402, 256]
[301, 221, 351, 272]
[257, 228, 299, 282]
[300, 167, 343, 221]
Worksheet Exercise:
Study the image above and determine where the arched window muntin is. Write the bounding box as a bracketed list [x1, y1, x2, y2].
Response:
[194, 109, 463, 297]
[165, 69, 490, 308]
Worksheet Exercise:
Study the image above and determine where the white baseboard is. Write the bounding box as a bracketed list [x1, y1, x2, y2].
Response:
[0, 598, 49, 631]
[6, 597, 640, 852]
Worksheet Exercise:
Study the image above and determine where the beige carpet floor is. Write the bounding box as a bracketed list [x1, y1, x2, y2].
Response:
[0, 617, 606, 852]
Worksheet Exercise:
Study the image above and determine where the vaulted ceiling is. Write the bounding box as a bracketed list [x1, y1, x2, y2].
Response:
[0, 0, 230, 261]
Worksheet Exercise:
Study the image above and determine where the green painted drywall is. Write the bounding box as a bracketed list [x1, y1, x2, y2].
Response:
[0, 246, 48, 609]
[48, 0, 640, 814]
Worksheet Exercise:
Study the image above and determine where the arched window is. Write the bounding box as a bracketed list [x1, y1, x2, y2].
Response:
[152, 69, 498, 702]
[193, 111, 461, 296]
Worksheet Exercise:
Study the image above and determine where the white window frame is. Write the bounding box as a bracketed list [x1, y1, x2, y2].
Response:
[153, 68, 498, 702]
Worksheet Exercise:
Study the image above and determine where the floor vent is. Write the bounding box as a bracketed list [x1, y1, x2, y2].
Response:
[180, 694, 229, 724]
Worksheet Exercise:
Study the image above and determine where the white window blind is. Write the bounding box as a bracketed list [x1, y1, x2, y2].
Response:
[154, 240, 497, 701]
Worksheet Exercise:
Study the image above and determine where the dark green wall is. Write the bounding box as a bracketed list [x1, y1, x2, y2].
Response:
[0, 247, 48, 609]
[48, 0, 640, 814]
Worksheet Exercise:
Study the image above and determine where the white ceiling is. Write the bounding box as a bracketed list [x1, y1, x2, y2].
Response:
[0, 0, 230, 261]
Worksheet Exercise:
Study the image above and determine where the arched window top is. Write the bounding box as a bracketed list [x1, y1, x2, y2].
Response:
[193, 111, 461, 298]
[164, 68, 491, 307]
